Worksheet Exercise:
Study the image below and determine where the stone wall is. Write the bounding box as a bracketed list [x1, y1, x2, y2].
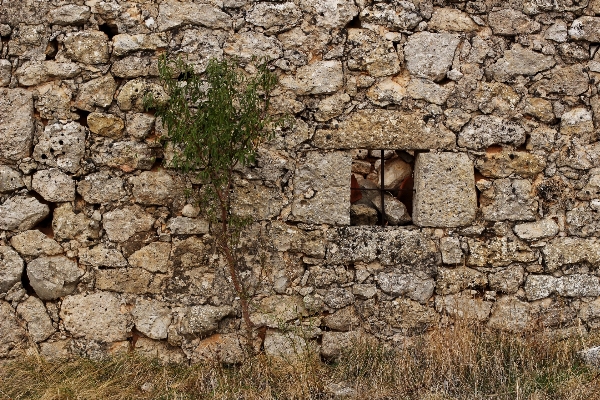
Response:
[2, 0, 600, 362]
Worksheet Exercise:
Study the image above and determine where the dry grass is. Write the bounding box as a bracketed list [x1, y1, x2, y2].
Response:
[2, 325, 600, 400]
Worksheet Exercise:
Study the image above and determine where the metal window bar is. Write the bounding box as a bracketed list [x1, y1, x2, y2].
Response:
[351, 149, 387, 227]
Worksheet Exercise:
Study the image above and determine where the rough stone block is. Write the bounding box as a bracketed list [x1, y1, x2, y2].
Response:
[0, 246, 24, 294]
[404, 32, 460, 82]
[0, 301, 26, 357]
[10, 230, 62, 258]
[63, 30, 109, 64]
[32, 168, 76, 202]
[27, 255, 84, 300]
[480, 178, 537, 222]
[413, 152, 476, 228]
[0, 196, 49, 232]
[33, 122, 85, 174]
[0, 88, 34, 162]
[0, 166, 24, 193]
[16, 296, 55, 343]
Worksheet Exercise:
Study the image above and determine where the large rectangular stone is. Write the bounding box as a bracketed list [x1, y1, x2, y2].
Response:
[0, 88, 34, 162]
[413, 152, 476, 227]
[313, 110, 456, 150]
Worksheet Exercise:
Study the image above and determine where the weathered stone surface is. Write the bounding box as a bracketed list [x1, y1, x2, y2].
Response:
[167, 217, 209, 235]
[467, 237, 537, 268]
[112, 33, 167, 57]
[87, 113, 124, 138]
[91, 140, 159, 171]
[350, 204, 378, 226]
[525, 274, 600, 300]
[251, 296, 307, 328]
[48, 4, 90, 25]
[52, 203, 100, 242]
[327, 227, 440, 274]
[134, 337, 186, 364]
[523, 98, 555, 123]
[373, 193, 412, 226]
[301, 0, 358, 29]
[0, 88, 34, 162]
[428, 8, 478, 32]
[79, 245, 127, 268]
[0, 247, 23, 294]
[223, 32, 283, 63]
[360, 1, 420, 31]
[7, 24, 48, 60]
[126, 113, 155, 139]
[314, 110, 456, 150]
[377, 271, 435, 304]
[480, 179, 537, 222]
[16, 296, 54, 343]
[569, 17, 600, 42]
[475, 151, 546, 179]
[543, 237, 600, 271]
[488, 9, 540, 35]
[0, 196, 49, 232]
[132, 299, 171, 340]
[95, 268, 164, 295]
[10, 230, 62, 258]
[103, 205, 155, 242]
[488, 45, 555, 82]
[39, 340, 71, 361]
[191, 333, 248, 364]
[15, 61, 80, 86]
[0, 301, 26, 357]
[324, 288, 355, 309]
[381, 298, 440, 335]
[413, 153, 476, 228]
[62, 31, 109, 64]
[77, 171, 126, 204]
[579, 298, 600, 329]
[366, 77, 407, 106]
[35, 81, 73, 120]
[27, 256, 83, 300]
[489, 265, 525, 294]
[488, 296, 532, 332]
[292, 151, 350, 225]
[322, 306, 360, 331]
[131, 171, 175, 206]
[440, 237, 463, 265]
[347, 29, 401, 78]
[404, 32, 460, 82]
[74, 74, 117, 111]
[33, 122, 85, 174]
[32, 169, 75, 202]
[566, 206, 600, 237]
[281, 60, 344, 95]
[0, 166, 24, 194]
[111, 56, 159, 79]
[561, 108, 594, 142]
[158, 1, 231, 31]
[514, 219, 559, 240]
[116, 78, 168, 112]
[264, 331, 310, 359]
[246, 2, 301, 33]
[321, 330, 362, 359]
[407, 78, 454, 105]
[60, 292, 131, 342]
[532, 65, 589, 97]
[436, 267, 487, 295]
[271, 221, 325, 258]
[180, 305, 233, 337]
[0, 60, 10, 87]
[128, 242, 171, 273]
[459, 115, 526, 150]
[232, 182, 283, 219]
[435, 294, 492, 321]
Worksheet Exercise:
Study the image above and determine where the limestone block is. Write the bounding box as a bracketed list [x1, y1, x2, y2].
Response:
[525, 274, 600, 300]
[301, 0, 358, 29]
[428, 8, 478, 32]
[523, 98, 555, 123]
[177, 28, 224, 74]
[353, 284, 377, 299]
[35, 81, 73, 120]
[371, 193, 411, 226]
[440, 237, 463, 265]
[544, 22, 568, 42]
[377, 272, 435, 304]
[134, 338, 186, 364]
[488, 296, 532, 332]
[246, 2, 301, 33]
[488, 9, 540, 35]
[579, 298, 600, 329]
[0, 166, 24, 193]
[531, 65, 589, 97]
[475, 152, 546, 178]
[27, 255, 84, 300]
[480, 179, 537, 222]
[79, 245, 127, 268]
[33, 122, 86, 174]
[314, 93, 351, 121]
[291, 151, 351, 225]
[0, 246, 24, 294]
[566, 206, 600, 237]
[191, 333, 248, 364]
[132, 299, 172, 340]
[314, 110, 455, 150]
[60, 292, 132, 342]
[180, 305, 233, 336]
[488, 45, 555, 82]
[52, 203, 100, 242]
[87, 112, 124, 138]
[16, 296, 54, 342]
[126, 113, 155, 139]
[10, 230, 62, 257]
[32, 169, 75, 202]
[561, 108, 595, 142]
[406, 78, 454, 105]
[324, 288, 355, 309]
[95, 268, 164, 294]
[270, 221, 325, 258]
[467, 237, 537, 267]
[359, 1, 421, 31]
[157, 1, 232, 31]
[384, 298, 440, 335]
[103, 205, 155, 242]
[436, 267, 487, 295]
[513, 219, 559, 240]
[167, 217, 209, 235]
[281, 60, 344, 95]
[111, 56, 159, 79]
[131, 170, 175, 206]
[350, 204, 378, 225]
[0, 59, 12, 87]
[459, 115, 526, 150]
[435, 294, 493, 322]
[116, 79, 168, 112]
[321, 330, 362, 359]
[15, 61, 80, 86]
[404, 32, 460, 82]
[91, 140, 159, 171]
[488, 265, 525, 294]
[322, 306, 360, 331]
[366, 77, 407, 106]
[63, 30, 109, 64]
[74, 74, 117, 111]
[48, 5, 90, 25]
[223, 32, 283, 63]
[0, 301, 26, 357]
[413, 153, 476, 228]
[0, 196, 49, 232]
[250, 295, 306, 328]
[7, 24, 48, 60]
[347, 29, 400, 78]
[39, 340, 71, 360]
[128, 242, 171, 273]
[264, 331, 311, 359]
[569, 17, 600, 42]
[77, 171, 126, 204]
[0, 88, 34, 162]
[112, 33, 167, 57]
